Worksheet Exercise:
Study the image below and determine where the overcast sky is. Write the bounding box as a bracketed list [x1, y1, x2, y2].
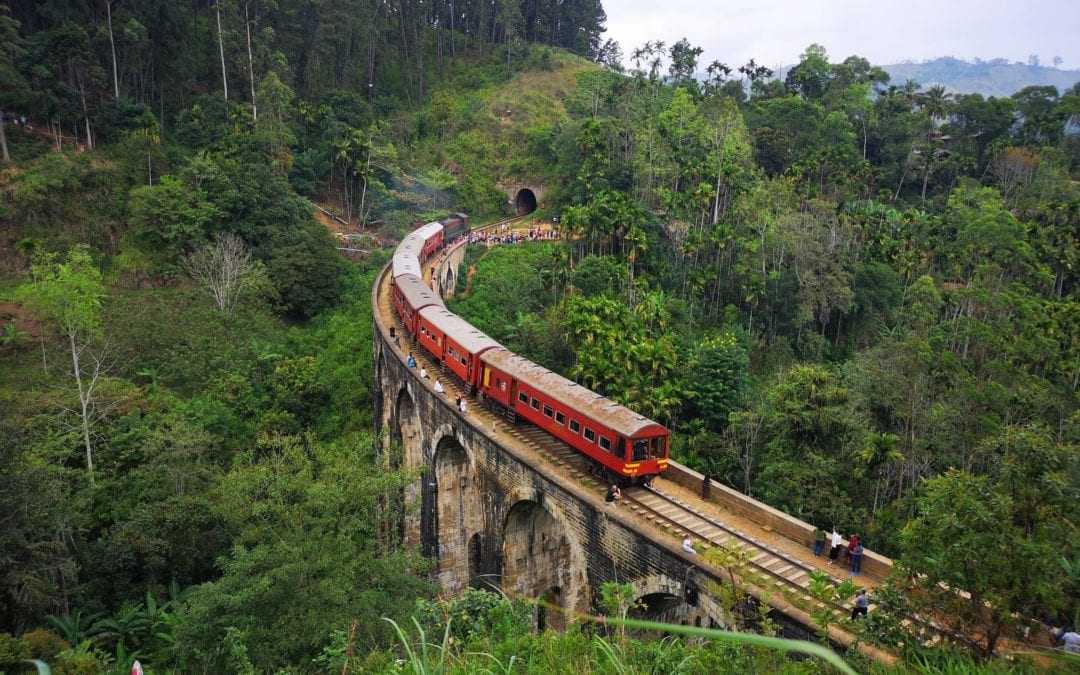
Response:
[603, 0, 1080, 71]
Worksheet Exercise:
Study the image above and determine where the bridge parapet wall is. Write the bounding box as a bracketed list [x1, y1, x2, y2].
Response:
[664, 464, 894, 580]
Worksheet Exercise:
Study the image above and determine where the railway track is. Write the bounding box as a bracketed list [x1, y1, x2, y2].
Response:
[386, 214, 868, 621]
[499, 417, 863, 619]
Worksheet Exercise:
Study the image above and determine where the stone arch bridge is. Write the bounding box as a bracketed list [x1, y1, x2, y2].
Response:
[372, 233, 894, 662]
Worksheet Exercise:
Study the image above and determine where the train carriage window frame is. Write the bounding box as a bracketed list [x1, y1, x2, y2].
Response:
[518, 392, 528, 404]
[531, 397, 540, 410]
[569, 419, 580, 433]
[584, 428, 596, 443]
[543, 405, 553, 418]
[599, 436, 611, 451]
[555, 411, 566, 425]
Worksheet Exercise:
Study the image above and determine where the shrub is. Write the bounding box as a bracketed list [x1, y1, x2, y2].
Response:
[0, 633, 31, 665]
[21, 628, 70, 661]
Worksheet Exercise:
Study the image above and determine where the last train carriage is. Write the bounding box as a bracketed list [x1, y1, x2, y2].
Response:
[389, 214, 670, 484]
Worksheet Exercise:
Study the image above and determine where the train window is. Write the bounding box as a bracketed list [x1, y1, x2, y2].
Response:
[518, 392, 528, 404]
[633, 439, 649, 461]
[543, 405, 553, 418]
[599, 436, 611, 451]
[499, 380, 507, 391]
[460, 355, 467, 365]
[555, 411, 566, 425]
[651, 437, 666, 458]
[569, 420, 580, 433]
[584, 428, 596, 443]
[531, 397, 540, 410]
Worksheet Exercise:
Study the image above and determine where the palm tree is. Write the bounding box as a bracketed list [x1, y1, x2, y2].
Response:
[916, 86, 953, 203]
[857, 432, 902, 513]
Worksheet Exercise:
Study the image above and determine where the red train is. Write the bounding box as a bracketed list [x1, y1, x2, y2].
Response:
[390, 217, 670, 484]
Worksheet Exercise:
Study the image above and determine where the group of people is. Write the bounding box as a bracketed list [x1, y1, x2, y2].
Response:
[813, 527, 865, 575]
[405, 353, 467, 414]
[468, 226, 560, 247]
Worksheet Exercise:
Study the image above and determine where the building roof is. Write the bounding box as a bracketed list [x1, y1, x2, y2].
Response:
[395, 274, 444, 311]
[419, 306, 504, 355]
[481, 349, 667, 438]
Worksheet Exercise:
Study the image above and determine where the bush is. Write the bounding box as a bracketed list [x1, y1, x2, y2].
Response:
[53, 642, 109, 675]
[21, 628, 70, 661]
[0, 632, 31, 665]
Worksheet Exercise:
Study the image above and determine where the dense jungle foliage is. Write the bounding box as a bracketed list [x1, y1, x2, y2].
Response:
[0, 0, 1078, 672]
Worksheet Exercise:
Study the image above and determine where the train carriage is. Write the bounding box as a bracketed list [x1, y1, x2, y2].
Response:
[389, 211, 670, 484]
[442, 213, 470, 241]
[392, 274, 444, 336]
[419, 222, 445, 261]
[479, 350, 670, 482]
[417, 306, 502, 388]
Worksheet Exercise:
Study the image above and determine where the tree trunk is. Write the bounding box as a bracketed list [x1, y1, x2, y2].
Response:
[245, 2, 257, 119]
[216, 1, 229, 102]
[69, 332, 95, 486]
[920, 156, 932, 203]
[107, 1, 120, 100]
[0, 111, 9, 162]
[78, 76, 93, 150]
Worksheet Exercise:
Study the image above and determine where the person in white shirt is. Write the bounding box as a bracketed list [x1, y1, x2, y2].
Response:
[434, 379, 444, 394]
[420, 366, 428, 379]
[459, 398, 467, 413]
[828, 528, 844, 565]
[682, 535, 696, 555]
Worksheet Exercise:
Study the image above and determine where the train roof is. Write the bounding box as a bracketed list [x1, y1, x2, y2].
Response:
[419, 306, 504, 354]
[392, 223, 444, 277]
[394, 274, 444, 311]
[481, 349, 668, 438]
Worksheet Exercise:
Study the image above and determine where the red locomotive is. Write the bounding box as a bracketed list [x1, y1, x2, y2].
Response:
[390, 217, 670, 484]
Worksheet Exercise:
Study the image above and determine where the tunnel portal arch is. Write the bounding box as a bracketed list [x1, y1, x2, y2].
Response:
[514, 188, 537, 215]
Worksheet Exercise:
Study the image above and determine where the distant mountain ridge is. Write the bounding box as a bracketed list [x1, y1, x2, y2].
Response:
[880, 57, 1080, 97]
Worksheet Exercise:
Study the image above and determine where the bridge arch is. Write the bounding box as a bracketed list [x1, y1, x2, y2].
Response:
[500, 497, 587, 630]
[425, 427, 483, 593]
[393, 386, 425, 548]
[625, 573, 729, 629]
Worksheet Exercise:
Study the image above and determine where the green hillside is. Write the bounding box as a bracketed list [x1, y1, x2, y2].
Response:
[882, 56, 1080, 96]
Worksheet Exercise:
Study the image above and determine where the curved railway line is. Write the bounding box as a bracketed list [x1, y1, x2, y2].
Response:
[380, 217, 875, 619]
[372, 214, 999, 662]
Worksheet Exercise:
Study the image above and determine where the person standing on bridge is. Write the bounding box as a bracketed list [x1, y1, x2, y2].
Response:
[407, 353, 416, 368]
[812, 527, 826, 557]
[845, 533, 861, 567]
[420, 366, 428, 379]
[850, 540, 864, 576]
[434, 379, 444, 395]
[828, 528, 843, 565]
[459, 397, 468, 414]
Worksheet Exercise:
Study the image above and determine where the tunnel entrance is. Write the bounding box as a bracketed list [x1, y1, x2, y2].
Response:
[514, 188, 537, 215]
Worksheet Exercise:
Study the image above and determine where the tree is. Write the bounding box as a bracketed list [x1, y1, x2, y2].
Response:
[900, 470, 1065, 658]
[183, 234, 267, 316]
[16, 247, 107, 484]
[128, 175, 219, 264]
[0, 4, 29, 162]
[684, 332, 748, 433]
